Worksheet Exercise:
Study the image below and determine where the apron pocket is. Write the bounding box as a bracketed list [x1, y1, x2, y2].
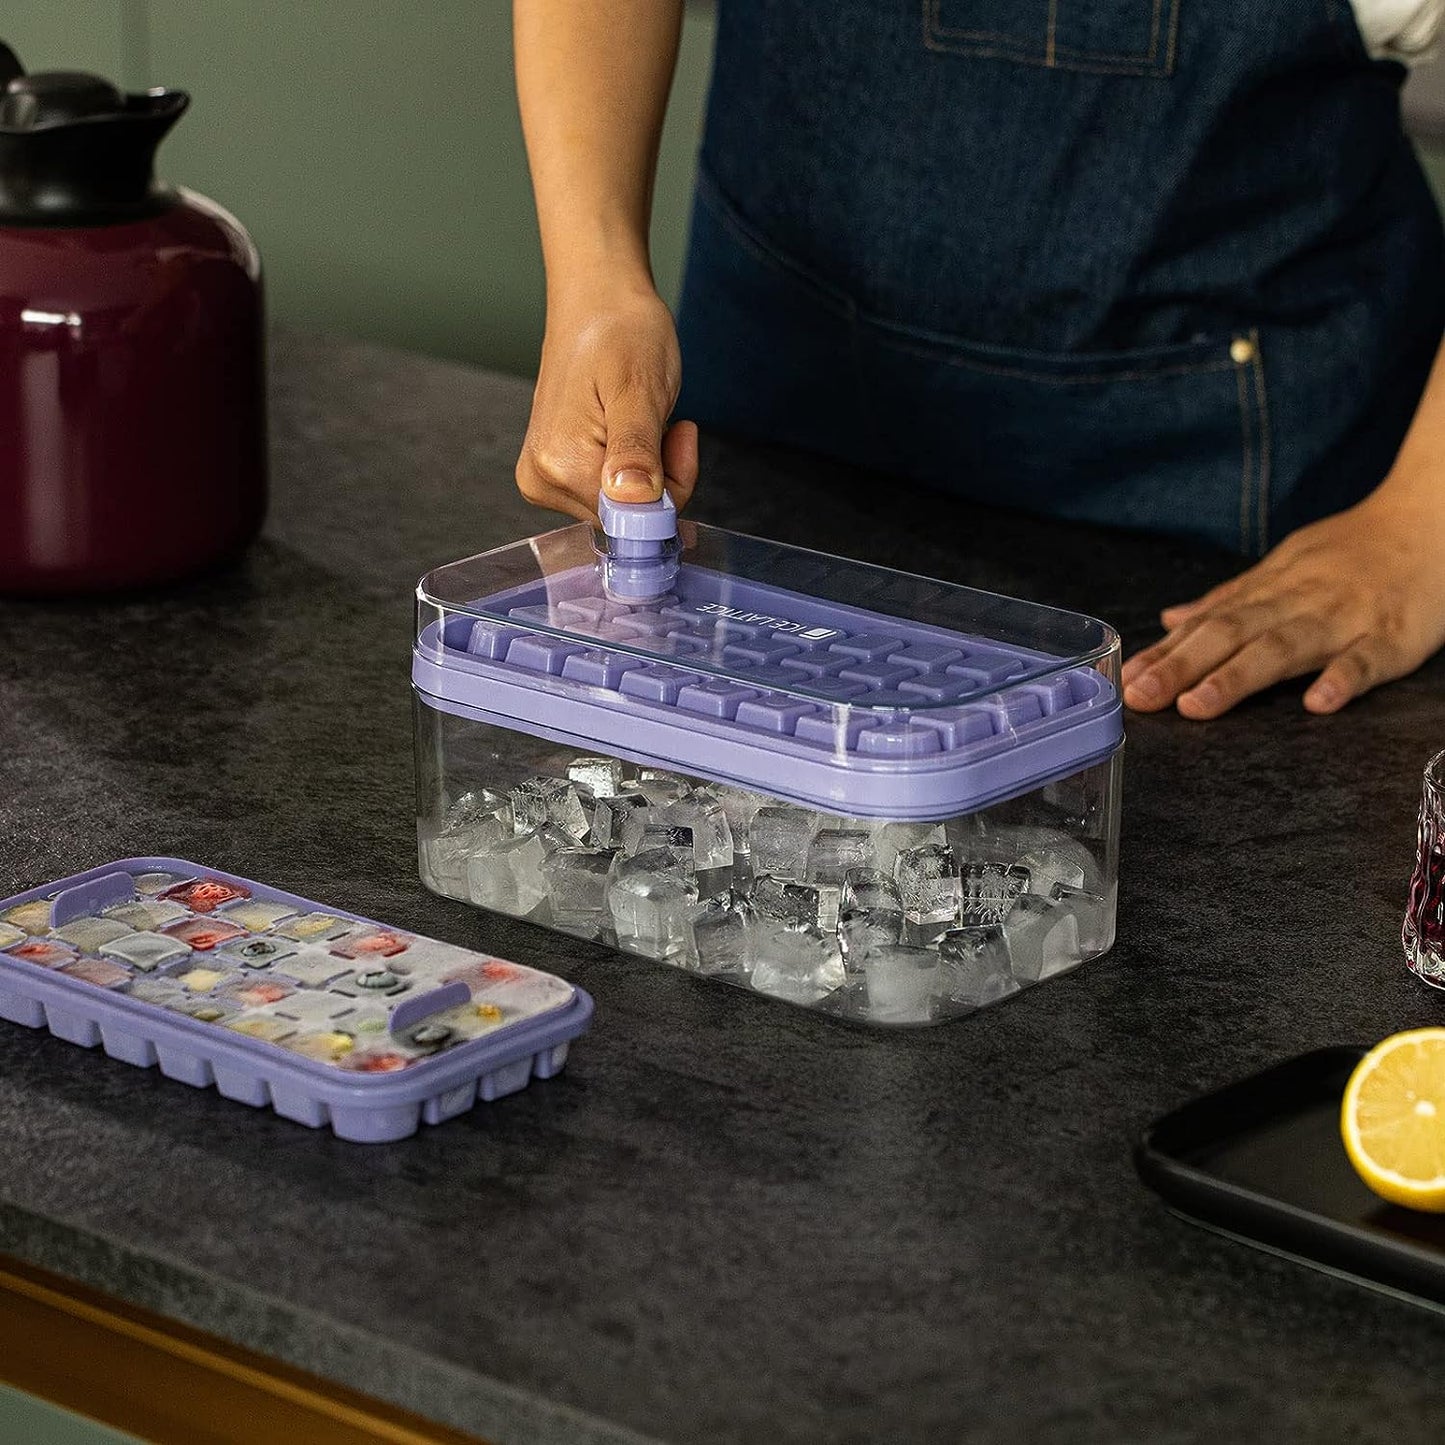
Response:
[923, 0, 1181, 76]
[859, 320, 1271, 556]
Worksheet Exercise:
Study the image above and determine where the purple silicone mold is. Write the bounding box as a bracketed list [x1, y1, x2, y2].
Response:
[0, 858, 594, 1143]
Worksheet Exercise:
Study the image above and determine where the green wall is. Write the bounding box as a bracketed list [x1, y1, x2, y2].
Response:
[0, 1384, 142, 1445]
[3, 1, 716, 377]
[7, 5, 1445, 381]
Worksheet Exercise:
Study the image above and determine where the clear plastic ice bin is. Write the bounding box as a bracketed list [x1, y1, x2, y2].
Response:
[412, 515, 1123, 1026]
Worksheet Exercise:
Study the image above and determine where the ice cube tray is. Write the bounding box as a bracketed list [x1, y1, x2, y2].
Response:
[0, 859, 594, 1143]
[413, 525, 1122, 818]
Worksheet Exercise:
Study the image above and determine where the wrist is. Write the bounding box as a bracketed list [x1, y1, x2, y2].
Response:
[542, 231, 656, 313]
[1365, 458, 1445, 527]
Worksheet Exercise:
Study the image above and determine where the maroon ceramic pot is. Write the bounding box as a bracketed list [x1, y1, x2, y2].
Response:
[0, 47, 265, 594]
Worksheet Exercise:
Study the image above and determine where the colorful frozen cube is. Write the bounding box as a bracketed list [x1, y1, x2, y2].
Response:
[161, 878, 251, 913]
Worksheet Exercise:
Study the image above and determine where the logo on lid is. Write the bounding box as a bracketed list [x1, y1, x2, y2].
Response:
[693, 603, 840, 640]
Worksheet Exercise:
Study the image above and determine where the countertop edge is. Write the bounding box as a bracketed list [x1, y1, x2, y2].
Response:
[0, 1200, 661, 1445]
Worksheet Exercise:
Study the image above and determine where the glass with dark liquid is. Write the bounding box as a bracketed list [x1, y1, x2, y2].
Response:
[1405, 749, 1445, 987]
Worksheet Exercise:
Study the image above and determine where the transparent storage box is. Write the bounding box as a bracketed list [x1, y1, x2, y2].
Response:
[413, 517, 1123, 1026]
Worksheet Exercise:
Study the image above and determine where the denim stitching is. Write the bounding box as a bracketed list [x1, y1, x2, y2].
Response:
[874, 333, 1236, 384]
[696, 165, 1234, 384]
[1251, 332, 1272, 555]
[923, 0, 1177, 75]
[696, 168, 857, 323]
[1234, 346, 1256, 555]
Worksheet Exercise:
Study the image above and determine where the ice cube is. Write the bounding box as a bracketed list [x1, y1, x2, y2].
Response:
[103, 899, 190, 930]
[1, 900, 54, 936]
[124, 975, 187, 1007]
[628, 771, 689, 806]
[541, 846, 616, 935]
[977, 825, 1096, 895]
[217, 899, 301, 931]
[960, 861, 1031, 927]
[872, 821, 946, 877]
[466, 830, 548, 915]
[658, 790, 734, 869]
[749, 806, 820, 880]
[639, 789, 735, 897]
[50, 917, 133, 951]
[839, 908, 903, 975]
[894, 842, 961, 944]
[446, 788, 514, 834]
[131, 871, 191, 897]
[592, 791, 649, 849]
[568, 756, 627, 799]
[607, 849, 699, 959]
[937, 925, 1018, 1009]
[841, 868, 903, 915]
[806, 829, 876, 887]
[752, 875, 840, 933]
[161, 878, 251, 913]
[1019, 850, 1087, 895]
[686, 895, 758, 977]
[271, 948, 351, 988]
[100, 931, 192, 972]
[223, 936, 300, 969]
[838, 868, 905, 975]
[510, 777, 591, 841]
[420, 788, 514, 894]
[1049, 881, 1112, 955]
[1006, 892, 1083, 984]
[862, 944, 940, 1024]
[59, 957, 131, 989]
[713, 786, 771, 855]
[750, 925, 845, 1004]
[621, 820, 697, 868]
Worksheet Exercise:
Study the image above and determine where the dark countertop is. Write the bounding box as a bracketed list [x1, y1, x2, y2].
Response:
[2, 329, 1444, 1445]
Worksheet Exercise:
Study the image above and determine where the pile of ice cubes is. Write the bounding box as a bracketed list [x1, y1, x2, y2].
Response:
[419, 758, 1108, 1024]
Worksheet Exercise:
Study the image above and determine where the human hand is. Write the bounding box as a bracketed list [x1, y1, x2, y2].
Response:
[1120, 493, 1445, 718]
[515, 287, 698, 525]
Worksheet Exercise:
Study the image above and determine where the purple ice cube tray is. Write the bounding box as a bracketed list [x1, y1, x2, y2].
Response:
[413, 525, 1123, 819]
[0, 858, 593, 1143]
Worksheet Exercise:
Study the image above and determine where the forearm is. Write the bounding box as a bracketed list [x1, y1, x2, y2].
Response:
[513, 0, 684, 306]
[1373, 333, 1445, 519]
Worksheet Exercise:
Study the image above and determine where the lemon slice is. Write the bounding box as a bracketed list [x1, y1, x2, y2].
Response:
[1342, 1029, 1445, 1211]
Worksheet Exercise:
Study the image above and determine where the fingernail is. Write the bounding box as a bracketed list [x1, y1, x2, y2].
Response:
[1308, 682, 1340, 710]
[1127, 673, 1162, 704]
[605, 469, 660, 502]
[1183, 681, 1219, 710]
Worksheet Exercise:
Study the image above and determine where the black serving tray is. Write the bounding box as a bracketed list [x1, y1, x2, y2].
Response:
[1135, 1046, 1445, 1312]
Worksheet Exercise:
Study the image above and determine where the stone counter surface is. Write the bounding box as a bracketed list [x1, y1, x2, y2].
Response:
[1, 330, 1442, 1444]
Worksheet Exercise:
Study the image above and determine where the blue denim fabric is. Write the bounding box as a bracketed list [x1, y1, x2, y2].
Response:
[676, 1, 1445, 555]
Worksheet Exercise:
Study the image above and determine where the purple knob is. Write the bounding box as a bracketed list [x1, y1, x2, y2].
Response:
[598, 491, 677, 556]
[596, 490, 680, 601]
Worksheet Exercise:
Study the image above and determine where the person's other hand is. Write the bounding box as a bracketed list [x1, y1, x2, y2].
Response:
[1121, 492, 1445, 718]
[515, 287, 698, 524]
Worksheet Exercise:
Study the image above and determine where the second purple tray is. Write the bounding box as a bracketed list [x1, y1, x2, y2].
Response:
[0, 858, 594, 1143]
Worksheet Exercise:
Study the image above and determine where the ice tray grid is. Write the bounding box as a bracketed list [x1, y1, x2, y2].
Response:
[414, 560, 1123, 818]
[0, 859, 594, 1143]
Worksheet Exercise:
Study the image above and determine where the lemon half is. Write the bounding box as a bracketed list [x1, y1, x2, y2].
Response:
[1342, 1028, 1445, 1211]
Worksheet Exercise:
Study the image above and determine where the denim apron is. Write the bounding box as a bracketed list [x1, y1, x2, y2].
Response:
[675, 1, 1445, 555]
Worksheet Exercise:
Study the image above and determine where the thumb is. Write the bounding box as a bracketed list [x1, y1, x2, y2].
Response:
[601, 385, 667, 504]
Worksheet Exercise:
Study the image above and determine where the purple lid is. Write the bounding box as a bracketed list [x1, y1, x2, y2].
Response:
[413, 523, 1124, 820]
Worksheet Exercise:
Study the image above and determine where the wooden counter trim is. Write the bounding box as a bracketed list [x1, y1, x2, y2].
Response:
[0, 1252, 489, 1445]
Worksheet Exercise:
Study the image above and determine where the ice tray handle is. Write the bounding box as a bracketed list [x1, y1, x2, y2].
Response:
[595, 491, 680, 602]
[49, 870, 135, 927]
[388, 980, 471, 1033]
[598, 490, 677, 553]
